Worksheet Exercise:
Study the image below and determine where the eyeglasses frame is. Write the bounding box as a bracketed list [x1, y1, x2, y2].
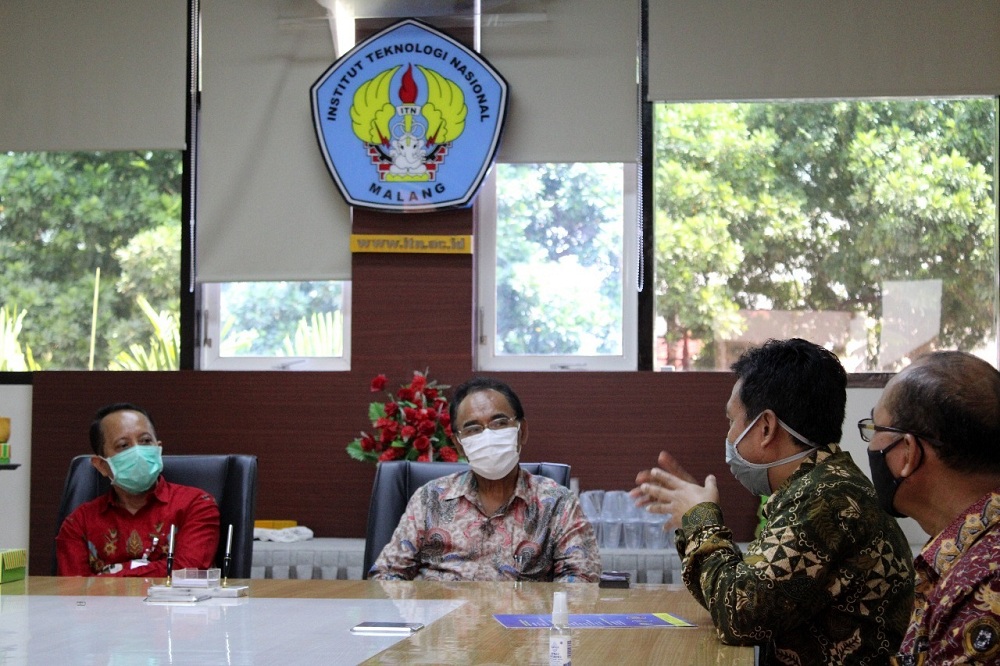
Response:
[857, 417, 945, 449]
[455, 415, 519, 442]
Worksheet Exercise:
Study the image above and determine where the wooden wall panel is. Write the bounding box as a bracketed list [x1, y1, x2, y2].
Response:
[29, 369, 754, 574]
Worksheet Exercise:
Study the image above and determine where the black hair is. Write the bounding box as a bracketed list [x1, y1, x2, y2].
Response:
[886, 351, 1000, 474]
[89, 402, 156, 456]
[731, 338, 847, 446]
[449, 377, 525, 426]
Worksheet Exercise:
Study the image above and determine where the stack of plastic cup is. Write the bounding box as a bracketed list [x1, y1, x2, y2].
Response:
[580, 490, 605, 547]
[643, 509, 671, 549]
[600, 490, 629, 549]
[622, 500, 646, 549]
[581, 489, 673, 551]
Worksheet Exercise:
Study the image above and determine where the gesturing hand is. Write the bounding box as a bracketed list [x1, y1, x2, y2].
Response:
[630, 450, 719, 530]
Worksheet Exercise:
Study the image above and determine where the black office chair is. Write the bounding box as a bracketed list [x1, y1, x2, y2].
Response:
[54, 454, 258, 578]
[362, 461, 571, 578]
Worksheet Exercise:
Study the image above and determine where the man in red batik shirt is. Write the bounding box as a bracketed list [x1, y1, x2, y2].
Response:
[863, 352, 1000, 665]
[56, 403, 219, 576]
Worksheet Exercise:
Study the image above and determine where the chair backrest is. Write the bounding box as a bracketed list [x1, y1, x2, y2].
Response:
[55, 454, 258, 578]
[362, 461, 571, 578]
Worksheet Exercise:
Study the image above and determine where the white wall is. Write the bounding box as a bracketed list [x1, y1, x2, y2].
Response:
[844, 387, 927, 548]
[0, 383, 32, 560]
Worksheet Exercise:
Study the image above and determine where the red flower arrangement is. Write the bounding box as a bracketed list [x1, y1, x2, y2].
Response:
[346, 370, 462, 464]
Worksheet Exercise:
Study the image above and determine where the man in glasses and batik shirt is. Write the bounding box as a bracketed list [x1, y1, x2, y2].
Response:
[864, 351, 1000, 665]
[369, 376, 600, 582]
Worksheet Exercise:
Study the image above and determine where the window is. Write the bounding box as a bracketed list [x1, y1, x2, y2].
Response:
[0, 151, 182, 370]
[477, 163, 638, 371]
[652, 98, 998, 372]
[200, 281, 351, 371]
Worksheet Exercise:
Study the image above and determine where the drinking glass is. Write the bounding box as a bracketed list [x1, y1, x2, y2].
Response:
[643, 510, 671, 550]
[580, 489, 605, 548]
[600, 490, 629, 549]
[579, 490, 604, 518]
[622, 501, 645, 549]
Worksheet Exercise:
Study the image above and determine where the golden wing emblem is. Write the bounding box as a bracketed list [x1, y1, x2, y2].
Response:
[351, 66, 400, 145]
[417, 65, 467, 144]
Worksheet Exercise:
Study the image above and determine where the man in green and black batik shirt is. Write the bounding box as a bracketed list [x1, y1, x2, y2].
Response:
[633, 338, 914, 666]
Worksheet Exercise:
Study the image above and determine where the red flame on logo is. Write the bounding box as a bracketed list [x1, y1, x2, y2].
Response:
[399, 65, 418, 104]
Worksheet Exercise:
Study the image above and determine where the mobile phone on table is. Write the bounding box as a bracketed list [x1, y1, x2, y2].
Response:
[351, 621, 425, 635]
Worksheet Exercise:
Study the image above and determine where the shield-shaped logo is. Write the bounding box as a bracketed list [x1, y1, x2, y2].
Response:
[311, 19, 508, 212]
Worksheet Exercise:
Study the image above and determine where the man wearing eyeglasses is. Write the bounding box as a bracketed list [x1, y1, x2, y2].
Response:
[368, 376, 601, 581]
[863, 351, 1000, 665]
[632, 338, 914, 665]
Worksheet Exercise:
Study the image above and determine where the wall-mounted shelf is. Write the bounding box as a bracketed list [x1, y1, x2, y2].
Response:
[0, 464, 21, 470]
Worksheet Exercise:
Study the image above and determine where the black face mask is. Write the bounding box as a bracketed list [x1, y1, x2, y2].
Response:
[867, 436, 922, 519]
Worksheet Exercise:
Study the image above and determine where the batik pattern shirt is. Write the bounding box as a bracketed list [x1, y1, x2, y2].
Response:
[56, 476, 220, 576]
[369, 469, 601, 582]
[675, 444, 915, 665]
[891, 489, 1000, 666]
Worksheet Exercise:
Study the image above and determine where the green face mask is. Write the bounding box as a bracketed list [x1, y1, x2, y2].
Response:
[103, 445, 163, 494]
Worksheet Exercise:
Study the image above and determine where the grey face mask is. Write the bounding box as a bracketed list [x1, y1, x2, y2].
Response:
[725, 414, 819, 496]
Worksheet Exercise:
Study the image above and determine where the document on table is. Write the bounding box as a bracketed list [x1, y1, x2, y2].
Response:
[494, 612, 695, 629]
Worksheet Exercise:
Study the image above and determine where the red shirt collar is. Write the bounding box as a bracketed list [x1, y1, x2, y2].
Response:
[99, 475, 168, 513]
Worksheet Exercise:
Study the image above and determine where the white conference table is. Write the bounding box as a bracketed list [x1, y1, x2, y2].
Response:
[1, 576, 755, 665]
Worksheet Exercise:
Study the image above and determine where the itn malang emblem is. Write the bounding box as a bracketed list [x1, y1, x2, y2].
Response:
[352, 63, 466, 183]
[312, 19, 508, 212]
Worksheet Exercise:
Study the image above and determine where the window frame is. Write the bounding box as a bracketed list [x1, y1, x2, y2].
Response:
[198, 281, 352, 371]
[642, 96, 1000, 373]
[475, 163, 639, 372]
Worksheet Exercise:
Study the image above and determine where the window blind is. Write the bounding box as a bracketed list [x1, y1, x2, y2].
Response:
[0, 0, 187, 151]
[648, 1, 1000, 102]
[198, 0, 352, 282]
[481, 0, 639, 164]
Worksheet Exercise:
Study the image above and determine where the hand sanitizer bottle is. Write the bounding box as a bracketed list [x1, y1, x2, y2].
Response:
[549, 591, 571, 665]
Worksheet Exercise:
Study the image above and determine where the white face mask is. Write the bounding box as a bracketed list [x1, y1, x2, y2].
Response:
[460, 425, 521, 480]
[725, 414, 819, 496]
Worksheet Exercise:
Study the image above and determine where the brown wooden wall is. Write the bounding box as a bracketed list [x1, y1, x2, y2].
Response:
[28, 181, 757, 576]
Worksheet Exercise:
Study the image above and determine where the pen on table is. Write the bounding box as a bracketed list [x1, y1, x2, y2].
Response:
[222, 523, 233, 587]
[165, 524, 176, 586]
